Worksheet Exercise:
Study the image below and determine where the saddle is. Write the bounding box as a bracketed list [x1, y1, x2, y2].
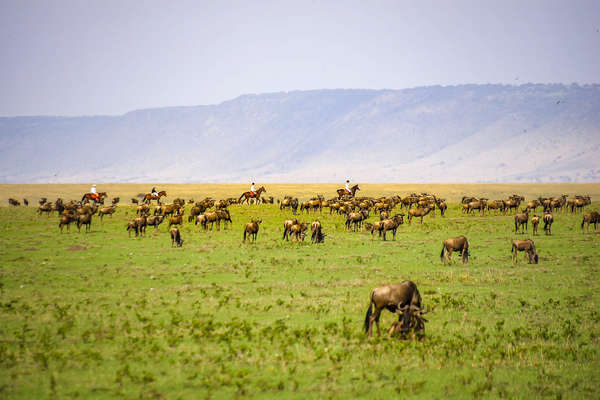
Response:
[91, 193, 99, 200]
[248, 192, 257, 198]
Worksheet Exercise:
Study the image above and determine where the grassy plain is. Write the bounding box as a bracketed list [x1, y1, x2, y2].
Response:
[0, 183, 599, 399]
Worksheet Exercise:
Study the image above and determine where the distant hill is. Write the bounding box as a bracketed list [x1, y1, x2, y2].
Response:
[1, 84, 599, 183]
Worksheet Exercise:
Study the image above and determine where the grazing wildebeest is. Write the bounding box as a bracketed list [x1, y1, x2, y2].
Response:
[380, 214, 404, 241]
[289, 222, 308, 242]
[23, 199, 29, 206]
[239, 186, 266, 205]
[337, 184, 360, 199]
[345, 209, 369, 232]
[133, 215, 147, 236]
[8, 198, 20, 206]
[243, 220, 262, 242]
[168, 214, 184, 228]
[146, 215, 165, 230]
[408, 207, 432, 224]
[440, 236, 469, 265]
[531, 215, 540, 235]
[581, 211, 600, 233]
[170, 227, 184, 247]
[311, 220, 325, 243]
[144, 191, 167, 205]
[364, 281, 427, 338]
[543, 212, 553, 235]
[282, 218, 298, 241]
[512, 240, 538, 264]
[514, 210, 529, 233]
[131, 198, 139, 204]
[486, 200, 505, 215]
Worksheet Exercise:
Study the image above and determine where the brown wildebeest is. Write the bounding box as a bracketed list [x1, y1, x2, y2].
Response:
[77, 212, 93, 232]
[243, 220, 262, 242]
[38, 203, 53, 217]
[8, 198, 20, 206]
[364, 280, 427, 338]
[59, 212, 76, 233]
[371, 220, 385, 239]
[282, 218, 298, 241]
[136, 204, 150, 215]
[380, 214, 404, 241]
[144, 191, 167, 205]
[337, 184, 360, 199]
[504, 196, 523, 214]
[195, 214, 208, 230]
[467, 199, 487, 215]
[126, 220, 137, 237]
[39, 197, 47, 205]
[23, 199, 29, 206]
[146, 215, 165, 230]
[239, 186, 266, 205]
[440, 236, 469, 265]
[435, 198, 447, 217]
[512, 239, 538, 264]
[514, 210, 529, 233]
[408, 207, 432, 224]
[486, 200, 505, 215]
[289, 222, 308, 242]
[543, 213, 553, 235]
[134, 215, 147, 236]
[111, 197, 120, 206]
[170, 227, 184, 247]
[98, 206, 116, 221]
[168, 214, 183, 228]
[531, 215, 540, 235]
[131, 198, 139, 204]
[345, 209, 369, 232]
[581, 211, 600, 233]
[311, 220, 325, 243]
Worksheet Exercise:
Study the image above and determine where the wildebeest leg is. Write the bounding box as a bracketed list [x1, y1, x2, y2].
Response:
[512, 246, 517, 263]
[448, 248, 453, 265]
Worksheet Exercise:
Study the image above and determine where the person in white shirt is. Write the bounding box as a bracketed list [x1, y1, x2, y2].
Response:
[91, 184, 97, 194]
[345, 180, 351, 194]
[250, 183, 257, 195]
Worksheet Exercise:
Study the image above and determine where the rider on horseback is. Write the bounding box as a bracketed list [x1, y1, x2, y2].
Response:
[345, 180, 351, 194]
[90, 184, 99, 200]
[250, 183, 257, 197]
[151, 187, 158, 197]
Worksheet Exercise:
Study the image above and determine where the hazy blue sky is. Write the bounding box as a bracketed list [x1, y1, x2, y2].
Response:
[1, 0, 599, 116]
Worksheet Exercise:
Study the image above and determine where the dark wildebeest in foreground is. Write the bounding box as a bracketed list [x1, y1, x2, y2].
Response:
[440, 236, 470, 265]
[512, 239, 538, 264]
[543, 212, 553, 235]
[581, 211, 600, 233]
[531, 215, 540, 235]
[243, 220, 262, 242]
[170, 227, 184, 247]
[311, 220, 325, 243]
[514, 210, 529, 234]
[146, 215, 165, 230]
[364, 281, 427, 338]
[77, 212, 93, 232]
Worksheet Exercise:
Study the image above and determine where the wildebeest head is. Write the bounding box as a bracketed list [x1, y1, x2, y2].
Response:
[396, 304, 428, 336]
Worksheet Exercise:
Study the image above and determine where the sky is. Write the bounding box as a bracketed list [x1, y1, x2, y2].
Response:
[1, 0, 599, 116]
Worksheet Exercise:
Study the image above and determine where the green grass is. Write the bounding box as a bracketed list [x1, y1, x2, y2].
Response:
[1, 202, 599, 399]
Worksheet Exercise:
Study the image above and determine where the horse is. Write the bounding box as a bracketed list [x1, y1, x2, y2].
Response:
[440, 236, 470, 265]
[337, 184, 360, 199]
[239, 186, 266, 205]
[81, 192, 107, 204]
[143, 191, 167, 205]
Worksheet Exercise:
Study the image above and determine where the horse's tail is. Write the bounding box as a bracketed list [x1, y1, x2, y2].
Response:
[238, 193, 245, 202]
[81, 194, 86, 202]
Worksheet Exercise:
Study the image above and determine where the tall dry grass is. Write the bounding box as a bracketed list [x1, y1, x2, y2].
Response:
[1, 182, 599, 204]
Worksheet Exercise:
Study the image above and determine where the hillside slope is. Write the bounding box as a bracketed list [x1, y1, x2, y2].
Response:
[1, 84, 598, 183]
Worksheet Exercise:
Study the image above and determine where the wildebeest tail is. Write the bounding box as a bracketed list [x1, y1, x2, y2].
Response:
[440, 244, 445, 262]
[243, 229, 247, 242]
[581, 216, 585, 230]
[364, 299, 373, 334]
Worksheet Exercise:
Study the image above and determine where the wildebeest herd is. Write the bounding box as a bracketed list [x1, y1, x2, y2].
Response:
[7, 189, 597, 339]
